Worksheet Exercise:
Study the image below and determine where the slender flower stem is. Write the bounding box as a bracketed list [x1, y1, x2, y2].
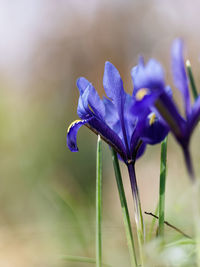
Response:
[96, 135, 102, 267]
[186, 60, 198, 100]
[158, 137, 168, 237]
[111, 149, 138, 267]
[127, 163, 144, 266]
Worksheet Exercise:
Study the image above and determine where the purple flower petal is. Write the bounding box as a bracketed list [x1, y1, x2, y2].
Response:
[87, 84, 105, 120]
[68, 60, 170, 163]
[103, 96, 120, 134]
[67, 119, 90, 152]
[103, 61, 129, 153]
[77, 77, 90, 94]
[131, 58, 165, 95]
[140, 113, 169, 145]
[77, 85, 92, 119]
[88, 116, 127, 160]
[136, 142, 146, 159]
[188, 95, 200, 135]
[156, 92, 186, 139]
[171, 38, 191, 117]
[103, 61, 125, 107]
[77, 79, 105, 119]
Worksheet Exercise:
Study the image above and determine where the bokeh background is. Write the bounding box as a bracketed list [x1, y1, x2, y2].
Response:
[1, 0, 200, 266]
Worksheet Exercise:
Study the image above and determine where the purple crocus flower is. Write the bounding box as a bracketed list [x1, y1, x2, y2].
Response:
[131, 39, 199, 179]
[67, 61, 168, 164]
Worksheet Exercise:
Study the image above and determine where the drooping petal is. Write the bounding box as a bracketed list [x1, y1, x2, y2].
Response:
[131, 59, 165, 95]
[171, 38, 191, 117]
[131, 91, 159, 118]
[87, 116, 127, 160]
[67, 119, 89, 152]
[131, 83, 185, 141]
[67, 115, 127, 160]
[140, 113, 169, 145]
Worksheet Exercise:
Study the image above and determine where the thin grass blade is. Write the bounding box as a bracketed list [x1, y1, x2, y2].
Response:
[158, 136, 168, 236]
[186, 60, 198, 100]
[96, 135, 102, 267]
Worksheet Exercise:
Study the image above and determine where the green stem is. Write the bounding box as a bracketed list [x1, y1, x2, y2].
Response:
[127, 162, 144, 266]
[96, 135, 102, 267]
[111, 149, 138, 267]
[158, 136, 168, 237]
[186, 60, 198, 100]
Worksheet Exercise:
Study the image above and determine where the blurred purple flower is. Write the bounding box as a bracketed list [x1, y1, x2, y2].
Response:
[131, 39, 199, 178]
[67, 61, 168, 164]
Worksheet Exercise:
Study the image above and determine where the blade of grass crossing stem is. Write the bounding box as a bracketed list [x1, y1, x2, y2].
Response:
[96, 135, 102, 267]
[111, 148, 138, 267]
[186, 60, 198, 100]
[158, 136, 168, 236]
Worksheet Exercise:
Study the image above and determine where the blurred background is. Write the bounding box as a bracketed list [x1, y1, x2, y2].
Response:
[0, 0, 200, 266]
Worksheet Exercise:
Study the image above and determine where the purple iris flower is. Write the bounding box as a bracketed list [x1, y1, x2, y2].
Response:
[131, 39, 199, 179]
[67, 62, 169, 242]
[67, 61, 168, 164]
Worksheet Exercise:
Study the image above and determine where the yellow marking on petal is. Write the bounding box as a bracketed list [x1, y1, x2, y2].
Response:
[135, 88, 149, 101]
[89, 105, 94, 113]
[149, 113, 156, 126]
[67, 120, 82, 133]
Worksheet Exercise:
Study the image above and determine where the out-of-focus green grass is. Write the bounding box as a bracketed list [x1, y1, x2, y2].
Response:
[0, 84, 99, 266]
